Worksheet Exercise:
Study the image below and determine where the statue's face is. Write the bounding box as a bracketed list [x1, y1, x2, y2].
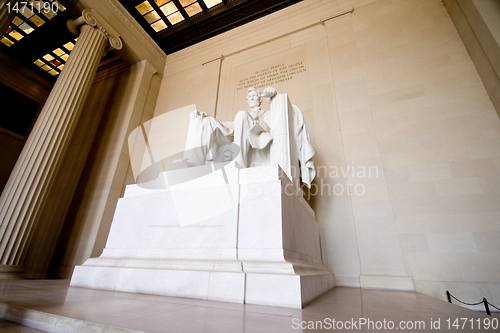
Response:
[247, 90, 261, 108]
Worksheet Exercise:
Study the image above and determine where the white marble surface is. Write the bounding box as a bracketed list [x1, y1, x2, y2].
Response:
[359, 275, 415, 291]
[106, 189, 239, 249]
[245, 273, 336, 308]
[238, 181, 321, 265]
[71, 164, 335, 308]
[4, 280, 495, 333]
[124, 162, 239, 197]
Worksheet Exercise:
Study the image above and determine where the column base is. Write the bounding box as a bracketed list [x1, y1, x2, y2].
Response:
[0, 265, 25, 280]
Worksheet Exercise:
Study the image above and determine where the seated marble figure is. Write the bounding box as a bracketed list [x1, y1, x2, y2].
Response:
[181, 87, 316, 188]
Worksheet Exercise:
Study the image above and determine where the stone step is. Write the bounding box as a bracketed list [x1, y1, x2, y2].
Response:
[0, 302, 144, 333]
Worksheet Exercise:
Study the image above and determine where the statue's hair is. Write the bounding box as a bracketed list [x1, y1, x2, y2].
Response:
[247, 87, 262, 98]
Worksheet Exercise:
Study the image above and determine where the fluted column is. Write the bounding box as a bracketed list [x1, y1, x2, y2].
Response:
[0, 1, 22, 36]
[0, 9, 122, 279]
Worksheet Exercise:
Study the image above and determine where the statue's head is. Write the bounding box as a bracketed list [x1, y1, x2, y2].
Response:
[246, 87, 262, 108]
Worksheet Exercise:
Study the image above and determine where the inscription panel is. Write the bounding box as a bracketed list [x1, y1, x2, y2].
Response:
[236, 61, 307, 91]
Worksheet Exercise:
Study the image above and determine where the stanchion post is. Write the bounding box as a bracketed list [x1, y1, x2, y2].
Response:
[447, 291, 452, 303]
[483, 298, 491, 316]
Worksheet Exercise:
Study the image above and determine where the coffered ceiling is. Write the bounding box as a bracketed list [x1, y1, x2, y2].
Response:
[0, 0, 301, 82]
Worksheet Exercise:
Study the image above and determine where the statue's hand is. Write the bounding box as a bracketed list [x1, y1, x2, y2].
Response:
[261, 87, 277, 99]
[190, 110, 207, 119]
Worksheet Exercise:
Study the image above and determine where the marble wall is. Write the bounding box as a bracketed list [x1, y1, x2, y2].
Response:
[149, 0, 500, 307]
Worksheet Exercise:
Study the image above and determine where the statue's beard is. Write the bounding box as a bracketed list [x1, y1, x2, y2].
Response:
[247, 101, 260, 108]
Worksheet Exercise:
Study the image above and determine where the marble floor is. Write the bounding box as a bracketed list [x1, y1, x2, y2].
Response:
[0, 280, 498, 332]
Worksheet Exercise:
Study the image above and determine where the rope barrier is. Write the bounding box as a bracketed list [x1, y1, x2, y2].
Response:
[448, 292, 483, 306]
[446, 291, 499, 316]
[488, 302, 500, 312]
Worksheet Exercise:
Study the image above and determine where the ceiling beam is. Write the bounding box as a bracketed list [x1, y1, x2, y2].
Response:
[197, 0, 208, 13]
[157, 0, 302, 54]
[148, 0, 173, 29]
[172, 0, 190, 22]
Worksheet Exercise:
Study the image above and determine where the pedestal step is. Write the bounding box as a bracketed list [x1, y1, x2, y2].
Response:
[0, 303, 139, 333]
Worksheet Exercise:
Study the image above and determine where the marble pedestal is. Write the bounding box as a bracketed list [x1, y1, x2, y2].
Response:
[70, 164, 335, 308]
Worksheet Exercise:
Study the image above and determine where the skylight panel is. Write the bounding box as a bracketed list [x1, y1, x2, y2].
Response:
[12, 16, 24, 26]
[151, 20, 168, 32]
[136, 1, 171, 32]
[144, 11, 161, 24]
[9, 31, 23, 41]
[136, 1, 154, 15]
[29, 14, 45, 27]
[180, 0, 202, 17]
[19, 23, 34, 34]
[33, 59, 44, 67]
[20, 6, 35, 19]
[63, 41, 74, 51]
[43, 54, 54, 61]
[160, 1, 185, 25]
[166, 11, 184, 25]
[203, 0, 222, 9]
[185, 3, 203, 17]
[154, 0, 169, 6]
[160, 2, 177, 16]
[34, 40, 74, 77]
[53, 48, 65, 56]
[0, 1, 66, 49]
[1, 37, 14, 47]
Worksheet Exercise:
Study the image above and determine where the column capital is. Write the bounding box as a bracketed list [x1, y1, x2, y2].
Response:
[67, 9, 123, 51]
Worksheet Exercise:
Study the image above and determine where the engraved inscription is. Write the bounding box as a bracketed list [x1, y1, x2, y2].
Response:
[236, 61, 307, 91]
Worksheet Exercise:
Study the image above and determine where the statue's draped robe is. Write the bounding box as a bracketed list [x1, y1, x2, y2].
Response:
[291, 104, 315, 188]
[183, 94, 315, 188]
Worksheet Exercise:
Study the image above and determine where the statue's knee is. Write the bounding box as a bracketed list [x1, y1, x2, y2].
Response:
[202, 117, 216, 130]
[202, 117, 211, 126]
